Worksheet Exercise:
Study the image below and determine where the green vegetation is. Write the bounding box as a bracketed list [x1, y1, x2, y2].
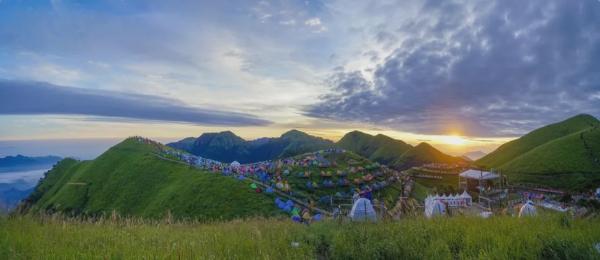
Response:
[478, 114, 598, 167]
[168, 129, 334, 163]
[21, 138, 281, 221]
[281, 151, 388, 200]
[337, 131, 465, 169]
[2, 215, 600, 259]
[477, 114, 600, 190]
[395, 142, 465, 168]
[410, 182, 430, 202]
[407, 168, 461, 195]
[337, 131, 412, 165]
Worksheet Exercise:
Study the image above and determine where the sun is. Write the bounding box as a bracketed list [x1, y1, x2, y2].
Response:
[441, 135, 468, 146]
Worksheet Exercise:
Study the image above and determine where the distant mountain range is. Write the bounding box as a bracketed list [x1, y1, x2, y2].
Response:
[0, 155, 61, 212]
[0, 183, 33, 212]
[0, 155, 62, 172]
[170, 129, 467, 170]
[336, 131, 467, 169]
[477, 114, 600, 190]
[168, 130, 334, 164]
[462, 151, 487, 161]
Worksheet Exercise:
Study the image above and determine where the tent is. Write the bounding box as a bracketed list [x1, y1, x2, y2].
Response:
[348, 198, 377, 221]
[519, 200, 537, 217]
[425, 199, 446, 218]
[230, 161, 241, 168]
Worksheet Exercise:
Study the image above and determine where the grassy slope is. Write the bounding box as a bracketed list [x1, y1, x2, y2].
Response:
[337, 131, 465, 169]
[477, 114, 599, 168]
[337, 131, 412, 165]
[500, 126, 600, 190]
[24, 138, 281, 221]
[278, 150, 401, 208]
[394, 143, 464, 169]
[2, 215, 600, 259]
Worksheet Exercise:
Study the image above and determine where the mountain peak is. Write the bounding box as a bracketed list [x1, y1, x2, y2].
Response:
[281, 129, 309, 138]
[566, 113, 599, 125]
[415, 142, 434, 149]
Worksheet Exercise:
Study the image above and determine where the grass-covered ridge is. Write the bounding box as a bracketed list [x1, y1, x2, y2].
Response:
[500, 126, 600, 190]
[1, 215, 600, 259]
[476, 114, 600, 190]
[337, 131, 466, 169]
[20, 138, 281, 220]
[477, 114, 599, 168]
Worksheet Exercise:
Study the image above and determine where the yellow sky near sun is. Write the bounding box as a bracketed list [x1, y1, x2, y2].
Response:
[0, 115, 514, 155]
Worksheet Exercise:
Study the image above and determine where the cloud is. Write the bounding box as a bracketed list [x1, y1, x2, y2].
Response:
[0, 80, 270, 126]
[305, 17, 322, 26]
[307, 0, 600, 137]
[304, 17, 327, 32]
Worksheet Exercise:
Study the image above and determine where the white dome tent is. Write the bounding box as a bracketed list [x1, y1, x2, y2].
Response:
[425, 196, 447, 218]
[230, 161, 241, 169]
[519, 200, 537, 217]
[349, 198, 377, 221]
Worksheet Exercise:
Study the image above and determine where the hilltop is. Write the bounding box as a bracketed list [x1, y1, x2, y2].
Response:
[337, 131, 413, 165]
[477, 114, 600, 190]
[337, 131, 467, 169]
[19, 138, 281, 220]
[20, 136, 406, 219]
[168, 130, 334, 163]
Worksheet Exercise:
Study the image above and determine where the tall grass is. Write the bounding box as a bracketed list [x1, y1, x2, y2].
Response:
[2, 214, 600, 259]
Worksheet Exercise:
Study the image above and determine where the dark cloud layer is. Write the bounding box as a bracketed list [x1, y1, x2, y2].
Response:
[0, 80, 270, 126]
[307, 0, 600, 136]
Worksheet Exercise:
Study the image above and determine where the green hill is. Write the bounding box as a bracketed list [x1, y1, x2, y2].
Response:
[394, 142, 465, 168]
[477, 114, 599, 168]
[476, 114, 600, 190]
[337, 131, 466, 169]
[20, 138, 281, 220]
[499, 126, 600, 190]
[337, 131, 413, 165]
[168, 130, 334, 163]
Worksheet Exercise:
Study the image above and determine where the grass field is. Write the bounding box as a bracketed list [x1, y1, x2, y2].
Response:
[1, 214, 600, 259]
[24, 138, 282, 221]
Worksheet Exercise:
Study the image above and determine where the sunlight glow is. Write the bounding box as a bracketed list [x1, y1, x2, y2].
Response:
[440, 135, 468, 146]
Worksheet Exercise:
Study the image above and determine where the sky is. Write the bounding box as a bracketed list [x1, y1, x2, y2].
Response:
[0, 0, 599, 157]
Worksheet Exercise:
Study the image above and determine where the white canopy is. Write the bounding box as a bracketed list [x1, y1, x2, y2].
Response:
[349, 198, 377, 221]
[459, 169, 500, 180]
[461, 190, 472, 199]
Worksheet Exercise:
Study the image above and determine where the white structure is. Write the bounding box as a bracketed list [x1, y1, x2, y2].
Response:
[230, 161, 241, 169]
[518, 200, 537, 217]
[596, 188, 600, 198]
[424, 191, 472, 209]
[425, 198, 447, 218]
[459, 169, 500, 180]
[349, 198, 377, 221]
